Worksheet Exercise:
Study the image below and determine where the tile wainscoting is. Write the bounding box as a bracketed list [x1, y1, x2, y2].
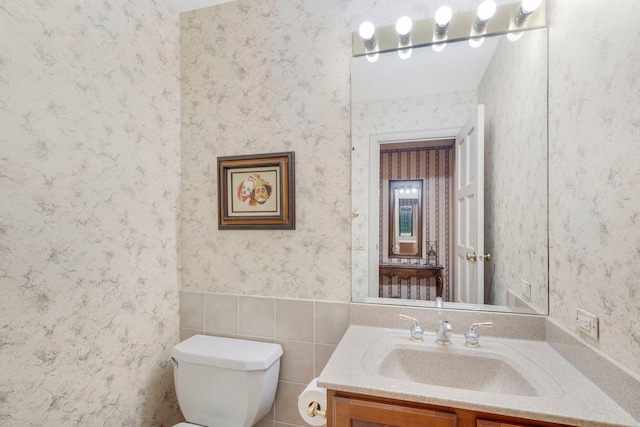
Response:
[179, 291, 351, 427]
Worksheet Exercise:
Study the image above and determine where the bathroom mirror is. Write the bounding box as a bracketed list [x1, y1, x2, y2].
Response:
[389, 179, 423, 258]
[351, 28, 548, 314]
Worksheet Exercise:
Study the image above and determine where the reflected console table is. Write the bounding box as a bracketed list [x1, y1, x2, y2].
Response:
[379, 264, 444, 300]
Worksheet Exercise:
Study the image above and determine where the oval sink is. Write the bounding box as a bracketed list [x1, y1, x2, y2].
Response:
[377, 347, 538, 396]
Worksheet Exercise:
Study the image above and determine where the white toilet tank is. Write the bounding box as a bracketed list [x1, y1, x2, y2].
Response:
[171, 335, 283, 427]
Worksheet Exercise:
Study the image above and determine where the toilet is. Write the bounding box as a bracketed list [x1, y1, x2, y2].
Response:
[171, 334, 283, 427]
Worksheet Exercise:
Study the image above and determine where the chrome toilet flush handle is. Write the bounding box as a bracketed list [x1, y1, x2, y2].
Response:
[169, 357, 179, 369]
[399, 314, 424, 341]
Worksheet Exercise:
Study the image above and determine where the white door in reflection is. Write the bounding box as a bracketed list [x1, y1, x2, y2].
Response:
[455, 105, 485, 304]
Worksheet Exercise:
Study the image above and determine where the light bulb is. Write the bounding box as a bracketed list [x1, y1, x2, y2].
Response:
[521, 0, 542, 14]
[398, 48, 412, 60]
[477, 0, 496, 22]
[395, 16, 412, 37]
[435, 6, 453, 29]
[507, 31, 524, 41]
[358, 21, 375, 41]
[366, 52, 379, 63]
[432, 42, 446, 52]
[469, 37, 485, 48]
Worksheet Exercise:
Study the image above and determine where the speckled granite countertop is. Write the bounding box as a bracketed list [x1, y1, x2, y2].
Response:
[318, 325, 639, 427]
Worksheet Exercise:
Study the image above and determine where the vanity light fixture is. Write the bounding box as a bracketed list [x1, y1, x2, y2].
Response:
[359, 21, 376, 50]
[434, 6, 453, 37]
[475, 0, 497, 32]
[352, 0, 546, 57]
[395, 16, 413, 46]
[516, 0, 542, 24]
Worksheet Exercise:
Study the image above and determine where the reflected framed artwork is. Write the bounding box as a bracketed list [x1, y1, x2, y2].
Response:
[217, 152, 295, 230]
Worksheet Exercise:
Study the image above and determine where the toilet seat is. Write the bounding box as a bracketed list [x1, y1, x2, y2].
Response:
[173, 423, 200, 427]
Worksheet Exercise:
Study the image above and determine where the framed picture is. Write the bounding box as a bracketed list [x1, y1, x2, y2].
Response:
[217, 152, 295, 230]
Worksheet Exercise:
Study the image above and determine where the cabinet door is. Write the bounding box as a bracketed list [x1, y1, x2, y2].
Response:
[333, 396, 456, 427]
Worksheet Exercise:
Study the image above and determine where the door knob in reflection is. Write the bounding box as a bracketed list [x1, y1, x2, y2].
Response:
[466, 252, 477, 261]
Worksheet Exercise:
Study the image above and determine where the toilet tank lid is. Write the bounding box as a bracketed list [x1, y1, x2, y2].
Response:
[171, 335, 283, 371]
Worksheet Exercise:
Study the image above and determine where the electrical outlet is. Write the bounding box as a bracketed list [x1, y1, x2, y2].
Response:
[576, 308, 599, 341]
[520, 279, 531, 301]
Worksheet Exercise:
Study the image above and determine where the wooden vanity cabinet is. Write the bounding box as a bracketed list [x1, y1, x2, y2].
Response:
[327, 390, 573, 427]
[331, 394, 455, 427]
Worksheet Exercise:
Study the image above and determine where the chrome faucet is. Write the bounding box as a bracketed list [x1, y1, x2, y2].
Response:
[399, 314, 424, 341]
[434, 296, 444, 308]
[464, 322, 494, 347]
[436, 320, 453, 345]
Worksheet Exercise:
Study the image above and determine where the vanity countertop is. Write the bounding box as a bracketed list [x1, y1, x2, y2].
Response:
[317, 325, 639, 427]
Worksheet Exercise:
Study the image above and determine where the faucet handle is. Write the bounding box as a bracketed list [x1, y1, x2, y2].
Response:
[399, 314, 424, 341]
[464, 322, 494, 347]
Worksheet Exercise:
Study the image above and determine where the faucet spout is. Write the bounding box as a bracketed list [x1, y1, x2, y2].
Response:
[436, 320, 453, 345]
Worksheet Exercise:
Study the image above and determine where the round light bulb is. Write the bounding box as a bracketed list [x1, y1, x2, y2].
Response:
[507, 31, 524, 41]
[469, 37, 485, 48]
[398, 48, 412, 60]
[395, 16, 412, 37]
[477, 0, 497, 22]
[432, 42, 446, 52]
[358, 21, 375, 41]
[435, 5, 453, 28]
[521, 0, 542, 14]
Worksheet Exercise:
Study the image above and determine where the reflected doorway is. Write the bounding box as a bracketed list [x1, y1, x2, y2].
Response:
[378, 139, 454, 301]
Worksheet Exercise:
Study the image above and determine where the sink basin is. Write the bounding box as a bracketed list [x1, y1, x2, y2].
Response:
[377, 346, 538, 396]
[361, 332, 561, 398]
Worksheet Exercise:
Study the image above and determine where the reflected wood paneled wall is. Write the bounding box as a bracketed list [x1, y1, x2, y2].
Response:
[380, 141, 455, 301]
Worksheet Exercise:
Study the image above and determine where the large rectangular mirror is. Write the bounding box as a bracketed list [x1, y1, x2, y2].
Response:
[351, 28, 548, 314]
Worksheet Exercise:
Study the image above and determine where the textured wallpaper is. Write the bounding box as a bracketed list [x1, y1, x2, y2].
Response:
[0, 2, 182, 425]
[179, 0, 354, 300]
[478, 29, 548, 314]
[548, 0, 640, 374]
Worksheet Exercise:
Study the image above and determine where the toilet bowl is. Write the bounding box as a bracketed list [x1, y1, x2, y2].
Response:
[171, 335, 283, 427]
